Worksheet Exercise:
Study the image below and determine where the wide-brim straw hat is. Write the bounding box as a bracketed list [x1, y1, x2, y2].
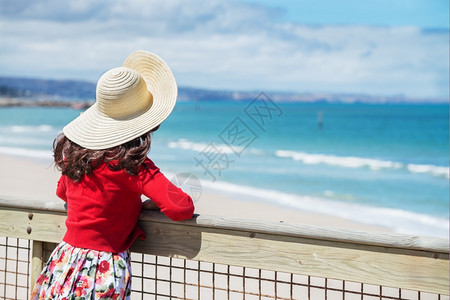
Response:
[63, 50, 177, 150]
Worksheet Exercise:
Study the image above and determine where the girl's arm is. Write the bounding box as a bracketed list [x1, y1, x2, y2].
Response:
[137, 159, 194, 221]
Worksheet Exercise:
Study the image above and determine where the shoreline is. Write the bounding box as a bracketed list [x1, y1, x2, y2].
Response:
[0, 153, 392, 234]
[0, 97, 93, 109]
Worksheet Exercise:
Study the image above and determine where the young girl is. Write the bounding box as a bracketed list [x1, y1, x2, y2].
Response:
[31, 50, 195, 299]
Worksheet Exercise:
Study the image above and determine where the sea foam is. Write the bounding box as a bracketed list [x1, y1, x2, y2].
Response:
[276, 150, 449, 179]
[10, 125, 54, 133]
[407, 164, 449, 178]
[167, 139, 449, 179]
[0, 146, 52, 160]
[168, 139, 241, 154]
[201, 179, 449, 238]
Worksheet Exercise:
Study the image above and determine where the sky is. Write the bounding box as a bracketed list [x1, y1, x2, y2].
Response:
[0, 0, 448, 99]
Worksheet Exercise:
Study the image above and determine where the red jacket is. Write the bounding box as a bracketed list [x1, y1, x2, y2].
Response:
[56, 158, 194, 253]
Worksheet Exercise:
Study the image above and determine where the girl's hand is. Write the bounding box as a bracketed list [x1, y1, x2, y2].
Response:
[142, 199, 161, 211]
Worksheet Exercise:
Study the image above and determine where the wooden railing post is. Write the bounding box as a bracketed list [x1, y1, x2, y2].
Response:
[30, 240, 44, 292]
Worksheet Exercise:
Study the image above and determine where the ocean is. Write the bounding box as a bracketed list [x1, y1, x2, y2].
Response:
[0, 98, 448, 238]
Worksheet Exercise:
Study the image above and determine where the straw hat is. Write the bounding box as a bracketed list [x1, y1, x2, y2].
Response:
[63, 50, 177, 150]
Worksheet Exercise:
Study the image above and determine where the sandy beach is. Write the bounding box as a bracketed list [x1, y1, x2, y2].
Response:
[0, 154, 390, 234]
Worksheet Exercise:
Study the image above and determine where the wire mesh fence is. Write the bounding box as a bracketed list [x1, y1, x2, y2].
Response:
[129, 252, 449, 300]
[0, 237, 31, 300]
[0, 236, 449, 300]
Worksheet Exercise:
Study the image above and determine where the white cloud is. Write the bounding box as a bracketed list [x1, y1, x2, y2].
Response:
[0, 0, 448, 98]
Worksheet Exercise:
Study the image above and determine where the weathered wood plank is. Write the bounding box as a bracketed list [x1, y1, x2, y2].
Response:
[0, 203, 449, 295]
[30, 241, 43, 292]
[0, 207, 66, 243]
[140, 212, 450, 253]
[2, 197, 447, 253]
[0, 197, 65, 212]
[131, 217, 450, 295]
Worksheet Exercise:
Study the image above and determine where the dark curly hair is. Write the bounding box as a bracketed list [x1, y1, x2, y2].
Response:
[53, 126, 159, 182]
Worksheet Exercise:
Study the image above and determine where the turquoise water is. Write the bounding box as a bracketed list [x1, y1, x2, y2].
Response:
[0, 101, 448, 237]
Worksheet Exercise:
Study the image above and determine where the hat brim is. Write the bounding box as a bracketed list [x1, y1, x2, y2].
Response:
[63, 51, 177, 150]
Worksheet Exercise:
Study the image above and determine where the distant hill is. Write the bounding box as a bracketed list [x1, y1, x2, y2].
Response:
[0, 76, 445, 104]
[0, 76, 96, 100]
[0, 76, 242, 102]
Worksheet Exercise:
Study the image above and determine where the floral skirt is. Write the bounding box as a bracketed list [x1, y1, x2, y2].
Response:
[31, 242, 132, 300]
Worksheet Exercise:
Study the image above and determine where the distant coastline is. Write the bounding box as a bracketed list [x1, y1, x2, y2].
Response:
[0, 98, 93, 109]
[0, 75, 447, 105]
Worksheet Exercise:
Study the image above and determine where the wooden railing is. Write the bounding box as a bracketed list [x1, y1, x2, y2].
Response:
[0, 197, 449, 299]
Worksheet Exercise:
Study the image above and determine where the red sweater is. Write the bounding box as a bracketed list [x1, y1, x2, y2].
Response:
[56, 158, 194, 253]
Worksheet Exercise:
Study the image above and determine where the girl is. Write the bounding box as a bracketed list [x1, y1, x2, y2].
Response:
[31, 50, 195, 299]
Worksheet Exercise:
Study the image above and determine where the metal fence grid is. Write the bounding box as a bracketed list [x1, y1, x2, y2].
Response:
[0, 236, 449, 300]
[129, 253, 450, 300]
[0, 237, 31, 300]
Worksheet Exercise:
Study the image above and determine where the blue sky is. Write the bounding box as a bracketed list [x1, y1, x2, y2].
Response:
[243, 0, 449, 28]
[0, 0, 448, 99]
